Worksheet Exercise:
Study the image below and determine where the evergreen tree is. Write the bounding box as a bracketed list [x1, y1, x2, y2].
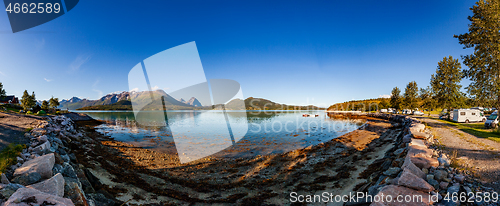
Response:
[49, 96, 59, 109]
[0, 82, 5, 100]
[404, 81, 419, 110]
[390, 87, 402, 111]
[430, 56, 464, 119]
[379, 98, 390, 109]
[31, 92, 36, 104]
[41, 100, 49, 110]
[455, 0, 500, 108]
[420, 86, 436, 116]
[21, 90, 35, 111]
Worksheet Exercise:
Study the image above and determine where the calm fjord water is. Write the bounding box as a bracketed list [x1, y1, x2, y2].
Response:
[77, 110, 363, 158]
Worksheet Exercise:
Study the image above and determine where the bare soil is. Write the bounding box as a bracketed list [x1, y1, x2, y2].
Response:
[0, 112, 45, 150]
[71, 117, 403, 205]
[420, 117, 500, 192]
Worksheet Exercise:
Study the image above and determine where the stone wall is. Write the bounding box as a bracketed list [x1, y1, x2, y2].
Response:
[0, 115, 114, 206]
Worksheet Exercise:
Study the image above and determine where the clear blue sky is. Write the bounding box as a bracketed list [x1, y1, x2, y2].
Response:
[0, 0, 476, 107]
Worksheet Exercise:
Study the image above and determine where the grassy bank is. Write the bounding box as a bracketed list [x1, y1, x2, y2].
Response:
[432, 118, 500, 143]
[0, 144, 25, 173]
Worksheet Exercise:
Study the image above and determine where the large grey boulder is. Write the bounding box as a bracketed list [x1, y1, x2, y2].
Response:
[1, 173, 10, 184]
[408, 145, 433, 158]
[3, 187, 74, 206]
[383, 167, 401, 177]
[409, 156, 439, 169]
[397, 169, 434, 192]
[411, 131, 431, 140]
[14, 153, 55, 179]
[64, 177, 88, 206]
[401, 157, 426, 179]
[433, 169, 448, 181]
[408, 138, 426, 148]
[412, 123, 426, 131]
[32, 141, 51, 155]
[27, 173, 65, 197]
[11, 172, 41, 185]
[0, 183, 24, 199]
[442, 184, 461, 206]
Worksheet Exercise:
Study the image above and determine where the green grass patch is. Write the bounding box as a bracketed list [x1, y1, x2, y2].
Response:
[0, 144, 25, 173]
[432, 118, 500, 143]
[25, 128, 33, 132]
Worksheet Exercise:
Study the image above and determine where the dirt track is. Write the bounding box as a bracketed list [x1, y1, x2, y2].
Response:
[0, 112, 44, 150]
[420, 117, 500, 192]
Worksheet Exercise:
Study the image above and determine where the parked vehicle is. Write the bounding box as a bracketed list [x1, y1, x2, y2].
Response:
[413, 111, 424, 115]
[471, 107, 484, 111]
[452, 109, 486, 123]
[485, 110, 498, 128]
[402, 109, 412, 114]
[380, 109, 388, 113]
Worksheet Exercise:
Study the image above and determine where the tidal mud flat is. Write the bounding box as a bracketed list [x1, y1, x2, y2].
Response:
[66, 114, 407, 205]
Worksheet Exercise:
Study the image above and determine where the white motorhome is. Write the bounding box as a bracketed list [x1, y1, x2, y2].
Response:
[452, 109, 486, 123]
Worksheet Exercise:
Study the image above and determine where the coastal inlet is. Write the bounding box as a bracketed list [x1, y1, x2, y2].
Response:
[76, 110, 363, 160]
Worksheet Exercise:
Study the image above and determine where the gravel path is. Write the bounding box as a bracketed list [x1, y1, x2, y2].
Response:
[0, 112, 44, 150]
[421, 117, 500, 192]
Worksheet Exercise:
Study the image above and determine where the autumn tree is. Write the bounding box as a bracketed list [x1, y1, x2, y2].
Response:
[390, 87, 402, 111]
[455, 0, 500, 108]
[404, 81, 419, 110]
[430, 56, 464, 119]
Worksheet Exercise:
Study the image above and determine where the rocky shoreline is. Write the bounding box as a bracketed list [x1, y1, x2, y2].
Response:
[0, 113, 497, 205]
[357, 113, 499, 206]
[0, 115, 118, 205]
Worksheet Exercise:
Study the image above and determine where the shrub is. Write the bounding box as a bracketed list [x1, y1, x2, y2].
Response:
[55, 111, 61, 115]
[26, 111, 33, 115]
[37, 110, 46, 115]
[25, 128, 33, 132]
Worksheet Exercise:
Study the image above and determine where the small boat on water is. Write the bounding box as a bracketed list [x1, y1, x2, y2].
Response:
[302, 114, 320, 117]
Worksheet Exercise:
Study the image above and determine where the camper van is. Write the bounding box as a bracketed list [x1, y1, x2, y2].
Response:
[452, 109, 486, 123]
[485, 110, 498, 128]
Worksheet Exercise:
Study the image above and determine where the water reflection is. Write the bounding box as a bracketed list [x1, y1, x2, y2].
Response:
[78, 111, 363, 159]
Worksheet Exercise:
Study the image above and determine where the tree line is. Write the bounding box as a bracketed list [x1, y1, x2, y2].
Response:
[397, 0, 500, 114]
[0, 82, 60, 112]
[20, 90, 60, 111]
[330, 0, 500, 116]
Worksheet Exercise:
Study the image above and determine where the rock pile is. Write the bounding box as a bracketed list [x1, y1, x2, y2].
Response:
[0, 115, 114, 206]
[351, 115, 499, 206]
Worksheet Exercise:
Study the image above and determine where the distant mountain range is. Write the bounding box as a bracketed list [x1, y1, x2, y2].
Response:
[60, 91, 325, 111]
[179, 97, 202, 107]
[59, 92, 131, 110]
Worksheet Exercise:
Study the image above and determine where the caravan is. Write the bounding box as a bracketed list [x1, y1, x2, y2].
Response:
[452, 109, 486, 123]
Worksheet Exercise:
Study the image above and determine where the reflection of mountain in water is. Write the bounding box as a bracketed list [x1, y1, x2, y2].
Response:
[85, 111, 362, 159]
